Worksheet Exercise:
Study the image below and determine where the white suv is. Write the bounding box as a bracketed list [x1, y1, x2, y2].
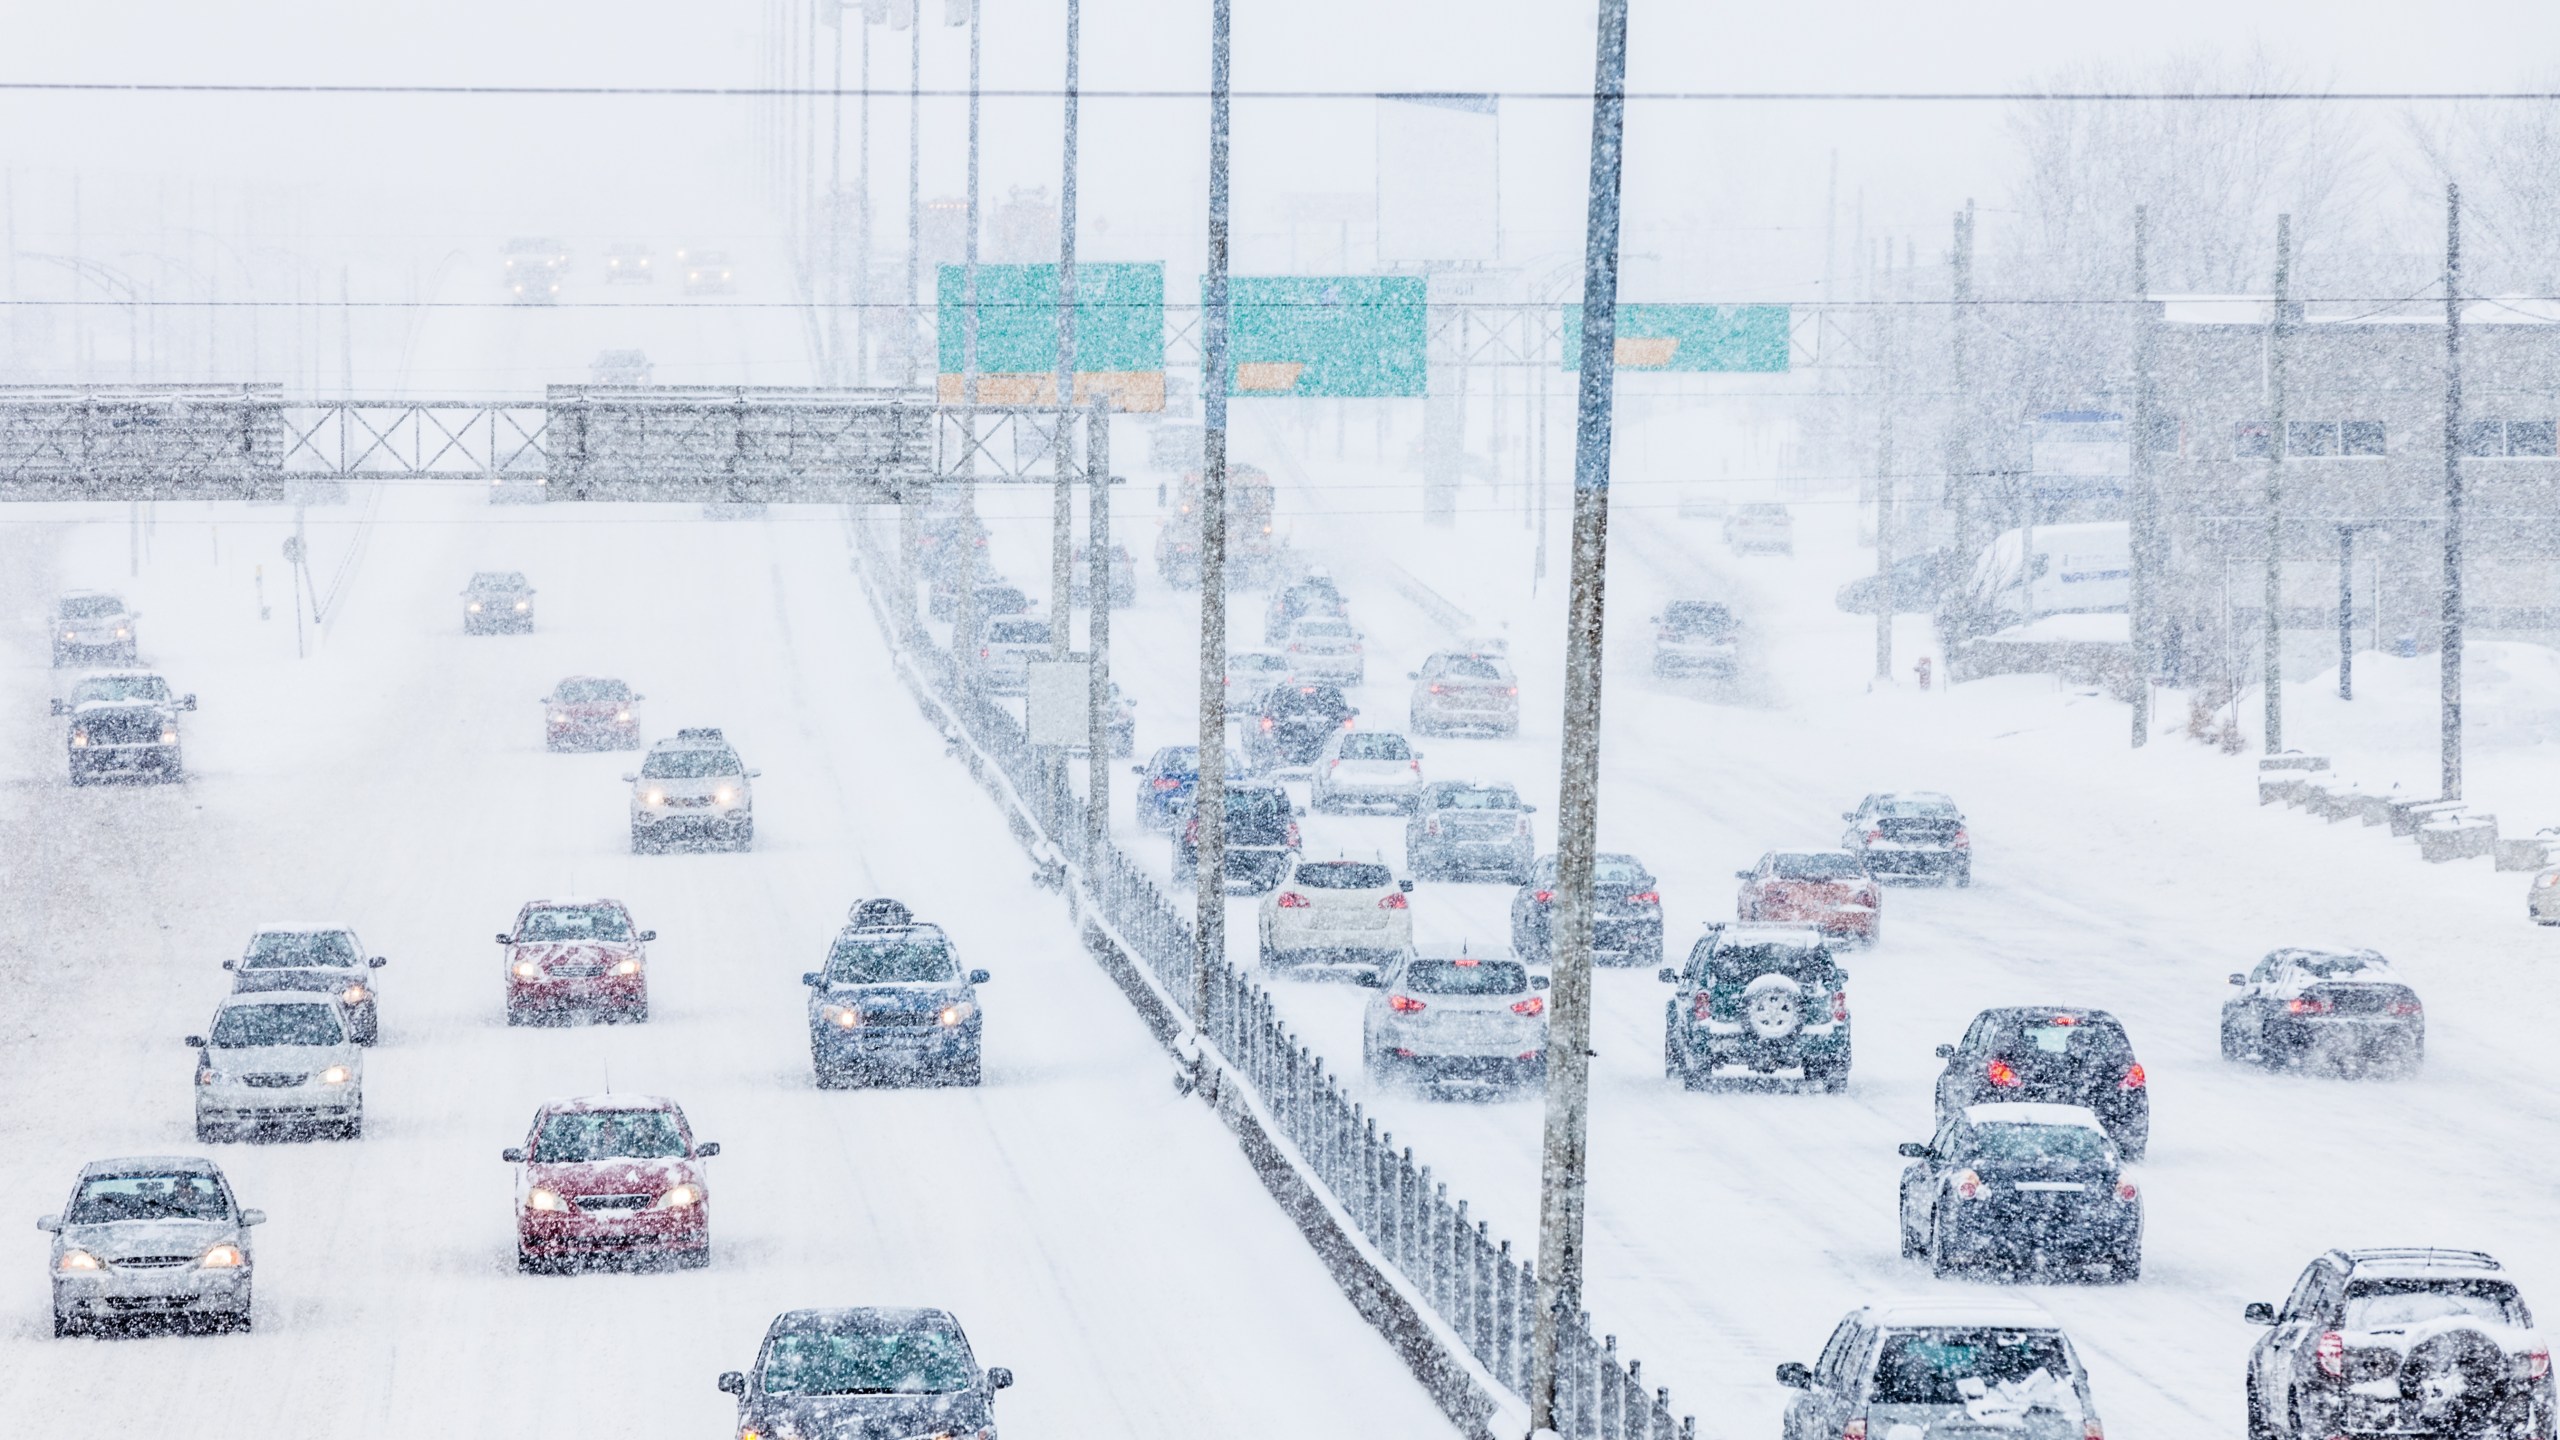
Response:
[1259, 853, 1413, 975]
[627, 728, 759, 852]
[52, 591, 138, 666]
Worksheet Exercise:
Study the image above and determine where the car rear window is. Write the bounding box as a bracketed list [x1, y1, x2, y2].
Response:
[642, 748, 741, 779]
[1268, 686, 1347, 714]
[556, 677, 630, 702]
[1432, 656, 1506, 680]
[2344, 1281, 2529, 1331]
[1436, 787, 1522, 811]
[244, 931, 360, 968]
[1962, 1123, 2113, 1165]
[1706, 942, 1832, 984]
[1295, 862, 1391, 890]
[211, 1003, 344, 1048]
[534, 1110, 687, 1162]
[760, 1325, 977, 1396]
[1594, 856, 1650, 884]
[519, 906, 632, 942]
[1664, 602, 1731, 631]
[68, 1174, 229, 1224]
[1990, 1015, 2131, 1062]
[1406, 958, 1530, 995]
[827, 935, 958, 983]
[1338, 734, 1411, 761]
[2289, 954, 2388, 979]
[1227, 788, 1292, 823]
[1869, 1329, 2076, 1406]
[1295, 619, 1354, 638]
[988, 619, 1049, 644]
[60, 595, 124, 618]
[1877, 796, 1959, 818]
[1772, 853, 1868, 881]
[1232, 653, 1290, 673]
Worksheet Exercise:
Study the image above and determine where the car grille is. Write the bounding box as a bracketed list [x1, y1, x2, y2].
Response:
[241, 1073, 306, 1088]
[662, 795, 714, 808]
[547, 962, 607, 978]
[576, 1194, 653, 1213]
[113, 1254, 197, 1269]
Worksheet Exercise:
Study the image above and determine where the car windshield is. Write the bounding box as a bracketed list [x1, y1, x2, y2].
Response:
[642, 748, 740, 779]
[760, 1326, 977, 1395]
[71, 675, 170, 704]
[1432, 656, 1506, 680]
[67, 1174, 229, 1224]
[1708, 942, 1831, 984]
[988, 619, 1048, 645]
[60, 595, 124, 618]
[1232, 654, 1289, 673]
[1228, 788, 1291, 823]
[1870, 1329, 2076, 1406]
[518, 906, 632, 942]
[1771, 853, 1867, 881]
[1338, 734, 1411, 761]
[1594, 857, 1650, 884]
[2344, 1282, 2529, 1331]
[210, 1002, 344, 1048]
[1739, 504, 1787, 518]
[1405, 958, 1530, 995]
[555, 678, 629, 702]
[827, 935, 958, 984]
[534, 1109, 687, 1162]
[244, 931, 360, 968]
[1295, 862, 1392, 890]
[1436, 787, 1521, 812]
[1963, 1123, 2113, 1165]
[469, 572, 527, 590]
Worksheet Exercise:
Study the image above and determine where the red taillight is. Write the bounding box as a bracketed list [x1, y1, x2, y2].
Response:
[1285, 822, 1300, 848]
[1533, 889, 1554, 903]
[1841, 1422, 1867, 1440]
[1388, 994, 1426, 1014]
[1987, 1057, 2022, 1088]
[1152, 777, 1181, 791]
[1327, 758, 1341, 769]
[1260, 716, 1274, 730]
[2119, 1063, 2147, 1090]
[1953, 828, 1971, 850]
[2520, 1344, 2550, 1382]
[1631, 890, 1659, 905]
[2388, 998, 2422, 1016]
[2081, 1422, 2103, 1440]
[2049, 1014, 2080, 1026]
[2114, 1179, 2139, 1202]
[1408, 759, 1421, 772]
[1692, 991, 1712, 1021]
[1865, 828, 1883, 843]
[1287, 643, 1302, 652]
[2287, 996, 2331, 1015]
[1378, 892, 1407, 910]
[1830, 991, 1849, 1023]
[1953, 1169, 1983, 1200]
[1183, 818, 1199, 842]
[1506, 686, 1520, 696]
[1429, 683, 1444, 694]
[978, 646, 989, 659]
[1512, 995, 1545, 1016]
[2316, 1331, 2346, 1379]
[1276, 892, 1311, 909]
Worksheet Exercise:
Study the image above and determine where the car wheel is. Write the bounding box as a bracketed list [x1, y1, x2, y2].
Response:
[676, 1248, 710, 1271]
[630, 827, 652, 854]
[1955, 866, 1972, 888]
[338, 1117, 363, 1141]
[2109, 1248, 2143, 1283]
[2220, 1014, 2247, 1062]
[194, 1116, 224, 1144]
[1928, 1210, 1963, 1278]
[732, 819, 755, 850]
[2245, 1374, 2279, 1440]
[52, 1308, 82, 1338]
[624, 1003, 650, 1025]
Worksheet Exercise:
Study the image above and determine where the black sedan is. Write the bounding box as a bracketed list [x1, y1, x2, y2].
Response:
[1246, 682, 1357, 768]
[1510, 852, 1662, 966]
[1840, 791, 1970, 885]
[1897, 1102, 2142, 1281]
[1933, 1007, 2148, 1160]
[2221, 947, 2423, 1076]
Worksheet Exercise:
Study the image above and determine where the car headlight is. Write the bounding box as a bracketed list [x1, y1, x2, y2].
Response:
[612, 957, 642, 976]
[70, 731, 87, 747]
[341, 983, 369, 1004]
[62, 630, 74, 639]
[822, 1004, 862, 1029]
[115, 627, 128, 638]
[197, 1066, 218, 1086]
[715, 786, 737, 805]
[57, 1249, 102, 1272]
[317, 1065, 352, 1086]
[551, 711, 567, 722]
[644, 789, 667, 807]
[654, 1183, 703, 1210]
[468, 602, 483, 612]
[525, 1187, 567, 1213]
[2539, 873, 2560, 889]
[616, 709, 631, 722]
[160, 728, 177, 744]
[514, 601, 528, 611]
[198, 1243, 245, 1269]
[512, 960, 541, 979]
[939, 1001, 977, 1027]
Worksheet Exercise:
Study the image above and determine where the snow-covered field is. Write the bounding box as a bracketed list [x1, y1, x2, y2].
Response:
[960, 408, 2560, 1437]
[0, 487, 1457, 1438]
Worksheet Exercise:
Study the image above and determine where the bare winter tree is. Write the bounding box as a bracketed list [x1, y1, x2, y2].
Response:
[2407, 81, 2560, 294]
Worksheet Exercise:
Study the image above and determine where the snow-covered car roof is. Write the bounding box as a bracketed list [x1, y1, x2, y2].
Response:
[1712, 924, 1831, 949]
[1411, 941, 1523, 963]
[248, 922, 357, 935]
[79, 1155, 224, 1178]
[2341, 1247, 2505, 1280]
[56, 589, 128, 606]
[1855, 1296, 2064, 1329]
[1963, 1102, 2107, 1130]
[2266, 947, 2396, 976]
[541, 1093, 681, 1114]
[520, 896, 628, 910]
[215, 989, 349, 1009]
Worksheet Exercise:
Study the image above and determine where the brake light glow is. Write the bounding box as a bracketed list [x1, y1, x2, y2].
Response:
[1276, 892, 1311, 909]
[1388, 994, 1426, 1014]
[1953, 828, 1971, 850]
[2287, 996, 2331, 1015]
[1409, 759, 1421, 772]
[2081, 1422, 2104, 1440]
[2387, 998, 2423, 1016]
[1152, 777, 1181, 791]
[2119, 1063, 2147, 1090]
[979, 647, 989, 659]
[1841, 1422, 1867, 1440]
[1831, 991, 1849, 1023]
[1285, 821, 1300, 848]
[1693, 991, 1713, 1021]
[1452, 957, 1481, 966]
[1987, 1058, 2022, 1088]
[1512, 996, 1545, 1016]
[1507, 686, 1520, 696]
[1865, 828, 1883, 843]
[1260, 716, 1274, 730]
[1378, 892, 1407, 910]
[2049, 1014, 2080, 1026]
[2517, 1344, 2550, 1381]
[1953, 1169, 1984, 1200]
[2115, 1179, 2139, 1202]
[1534, 889, 1554, 903]
[1631, 891, 1659, 905]
[2316, 1331, 2346, 1379]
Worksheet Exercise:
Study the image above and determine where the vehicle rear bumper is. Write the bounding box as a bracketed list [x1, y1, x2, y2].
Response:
[1684, 1026, 1849, 1072]
[1387, 1050, 1546, 1084]
[1862, 847, 1965, 877]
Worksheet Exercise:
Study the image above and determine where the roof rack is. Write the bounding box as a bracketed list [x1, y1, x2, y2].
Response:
[2345, 1247, 2501, 1270]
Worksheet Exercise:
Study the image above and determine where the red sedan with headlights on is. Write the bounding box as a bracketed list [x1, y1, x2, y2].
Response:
[1737, 850, 1881, 945]
[499, 898, 655, 1025]
[504, 1095, 716, 1272]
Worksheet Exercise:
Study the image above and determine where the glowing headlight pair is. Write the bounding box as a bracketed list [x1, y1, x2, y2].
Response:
[316, 1066, 353, 1086]
[56, 1244, 240, 1272]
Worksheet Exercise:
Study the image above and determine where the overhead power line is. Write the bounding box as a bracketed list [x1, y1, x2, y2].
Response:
[2, 80, 2558, 103]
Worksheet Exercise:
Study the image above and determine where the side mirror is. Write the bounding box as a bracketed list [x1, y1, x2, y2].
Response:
[1354, 971, 1385, 988]
[969, 968, 992, 985]
[495, 933, 513, 945]
[694, 1142, 720, 1159]
[1776, 1361, 1813, 1390]
[1293, 805, 1307, 817]
[2228, 973, 2247, 986]
[1897, 1143, 1934, 1160]
[1933, 1043, 1955, 1059]
[745, 769, 763, 779]
[2244, 1302, 2277, 1325]
[1533, 975, 1551, 991]
[185, 1035, 206, 1049]
[1412, 751, 1425, 760]
[182, 695, 198, 710]
[621, 773, 639, 783]
[986, 1366, 1015, 1391]
[1406, 671, 1420, 680]
[238, 1209, 266, 1227]
[1348, 708, 1360, 717]
[220, 959, 235, 970]
[1841, 811, 1857, 821]
[1399, 879, 1413, 893]
[639, 930, 658, 942]
[48, 699, 65, 716]
[1522, 804, 1537, 814]
[633, 694, 646, 701]
[1736, 870, 1754, 880]
[501, 1148, 526, 1163]
[1657, 967, 1678, 984]
[369, 956, 388, 969]
[36, 1215, 61, 1232]
[802, 972, 824, 988]
[1130, 765, 1147, 776]
[718, 1372, 747, 1396]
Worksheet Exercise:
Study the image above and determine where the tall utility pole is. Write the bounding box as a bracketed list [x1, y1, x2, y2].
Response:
[953, 0, 984, 680]
[2262, 215, 2291, 754]
[1944, 203, 1973, 604]
[2128, 206, 2158, 746]
[856, 14, 872, 384]
[1086, 398, 1112, 847]
[1530, 0, 1629, 1431]
[1191, 0, 1234, 1022]
[2441, 183, 2466, 800]
[825, 0, 847, 383]
[903, 10, 923, 386]
[1873, 249, 1896, 682]
[1051, 0, 1083, 659]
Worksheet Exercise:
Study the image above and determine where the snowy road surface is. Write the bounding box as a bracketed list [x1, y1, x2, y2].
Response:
[0, 487, 1458, 1439]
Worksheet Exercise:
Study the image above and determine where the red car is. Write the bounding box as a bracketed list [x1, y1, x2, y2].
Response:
[503, 1095, 716, 1272]
[541, 675, 642, 751]
[499, 898, 654, 1025]
[1736, 850, 1880, 945]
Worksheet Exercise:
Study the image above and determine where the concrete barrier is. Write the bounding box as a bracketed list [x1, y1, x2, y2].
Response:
[2496, 833, 2560, 873]
[2258, 753, 2331, 773]
[2354, 791, 2400, 827]
[2418, 812, 2498, 863]
[2391, 798, 2468, 838]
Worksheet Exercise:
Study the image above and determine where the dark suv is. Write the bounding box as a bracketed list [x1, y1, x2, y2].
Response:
[719, 1308, 1014, 1440]
[1660, 925, 1849, 1091]
[1246, 682, 1357, 768]
[1932, 1007, 2147, 1159]
[1841, 791, 1971, 885]
[1512, 853, 1662, 966]
[2222, 947, 2424, 1076]
[2245, 1249, 2555, 1440]
[803, 905, 990, 1087]
[1176, 781, 1302, 893]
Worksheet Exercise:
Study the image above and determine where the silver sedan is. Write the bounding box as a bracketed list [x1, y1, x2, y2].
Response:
[41, 1157, 265, 1336]
[1361, 944, 1549, 1091]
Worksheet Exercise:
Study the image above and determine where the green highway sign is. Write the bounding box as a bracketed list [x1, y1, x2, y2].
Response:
[1561, 303, 1790, 373]
[1219, 276, 1427, 398]
[938, 262, 1166, 412]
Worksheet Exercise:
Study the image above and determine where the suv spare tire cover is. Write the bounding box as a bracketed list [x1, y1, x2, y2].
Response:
[2400, 1328, 2509, 1430]
[1743, 973, 1803, 1040]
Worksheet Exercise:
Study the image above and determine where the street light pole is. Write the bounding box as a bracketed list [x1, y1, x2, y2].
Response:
[904, 8, 923, 388]
[2441, 183, 2466, 800]
[856, 12, 873, 385]
[1051, 0, 1082, 659]
[1530, 0, 1630, 1432]
[954, 0, 984, 683]
[2262, 214, 2290, 754]
[1191, 0, 1234, 1023]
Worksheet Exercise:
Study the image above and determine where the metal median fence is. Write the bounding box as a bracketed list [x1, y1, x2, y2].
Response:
[847, 510, 1693, 1440]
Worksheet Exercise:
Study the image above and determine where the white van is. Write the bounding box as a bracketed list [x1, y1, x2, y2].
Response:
[1968, 522, 2130, 620]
